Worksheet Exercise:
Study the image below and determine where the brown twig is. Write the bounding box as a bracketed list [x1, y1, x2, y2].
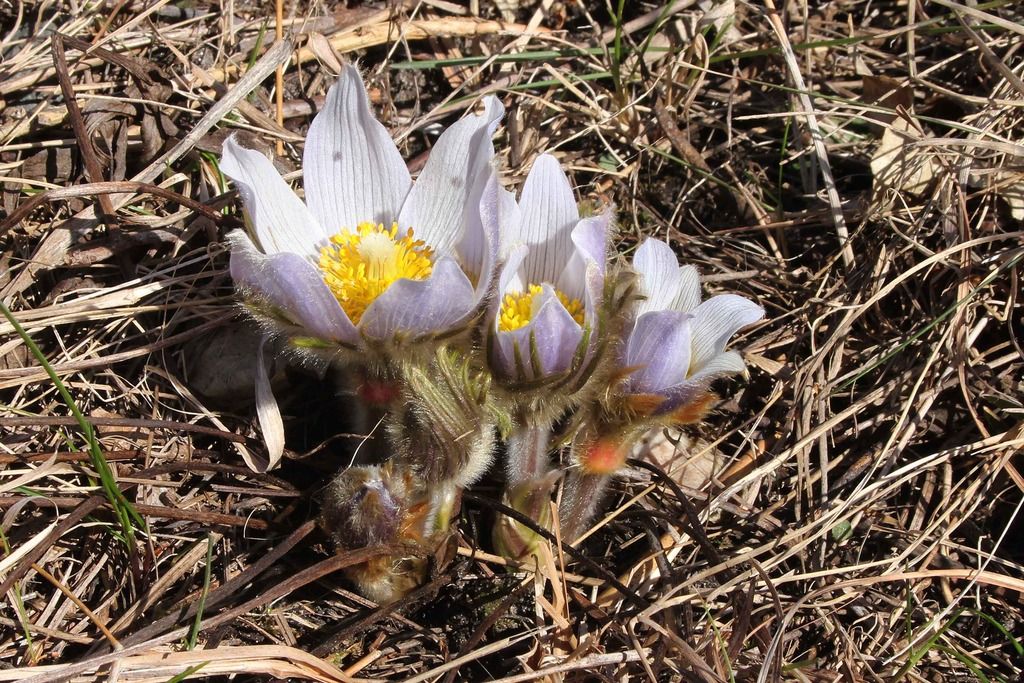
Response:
[0, 181, 237, 236]
[0, 498, 273, 531]
[50, 33, 116, 224]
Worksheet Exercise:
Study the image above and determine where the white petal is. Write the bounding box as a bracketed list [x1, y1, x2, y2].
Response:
[252, 335, 284, 472]
[495, 243, 530, 305]
[304, 64, 412, 235]
[557, 209, 610, 305]
[689, 350, 747, 381]
[515, 154, 579, 286]
[673, 265, 702, 313]
[689, 294, 764, 373]
[633, 238, 701, 315]
[496, 185, 522, 262]
[399, 96, 504, 255]
[220, 136, 323, 256]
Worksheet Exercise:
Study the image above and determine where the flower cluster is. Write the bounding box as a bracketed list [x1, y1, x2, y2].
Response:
[223, 65, 763, 602]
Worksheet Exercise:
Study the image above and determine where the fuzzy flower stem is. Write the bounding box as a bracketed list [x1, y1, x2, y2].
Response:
[559, 470, 612, 543]
[504, 416, 555, 487]
[494, 417, 562, 560]
[355, 369, 402, 463]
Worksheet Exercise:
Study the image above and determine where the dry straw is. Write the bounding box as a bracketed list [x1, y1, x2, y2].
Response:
[0, 0, 1021, 680]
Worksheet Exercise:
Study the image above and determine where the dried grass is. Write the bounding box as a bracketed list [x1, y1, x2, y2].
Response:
[1, 0, 1022, 681]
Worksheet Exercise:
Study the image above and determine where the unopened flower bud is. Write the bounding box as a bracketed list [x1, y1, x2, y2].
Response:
[492, 473, 559, 561]
[392, 349, 499, 488]
[319, 463, 433, 604]
[578, 435, 628, 476]
[320, 464, 411, 549]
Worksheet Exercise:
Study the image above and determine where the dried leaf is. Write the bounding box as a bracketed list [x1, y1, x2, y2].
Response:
[990, 170, 1024, 221]
[871, 117, 939, 196]
[631, 429, 721, 491]
[306, 32, 343, 75]
[861, 75, 914, 131]
[697, 0, 742, 46]
[698, 0, 736, 34]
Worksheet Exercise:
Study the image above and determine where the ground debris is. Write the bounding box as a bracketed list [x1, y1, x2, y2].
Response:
[0, 1, 1022, 681]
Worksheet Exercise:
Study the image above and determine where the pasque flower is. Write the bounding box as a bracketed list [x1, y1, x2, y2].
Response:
[487, 154, 611, 560]
[560, 237, 763, 541]
[620, 237, 764, 416]
[223, 64, 504, 351]
[491, 154, 610, 383]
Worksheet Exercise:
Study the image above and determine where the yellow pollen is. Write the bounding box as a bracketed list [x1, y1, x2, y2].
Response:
[498, 284, 585, 332]
[319, 222, 434, 324]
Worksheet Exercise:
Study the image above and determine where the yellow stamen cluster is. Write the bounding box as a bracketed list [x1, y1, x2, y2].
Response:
[498, 284, 585, 332]
[319, 222, 434, 325]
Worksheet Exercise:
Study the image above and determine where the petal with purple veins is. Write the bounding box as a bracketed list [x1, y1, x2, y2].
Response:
[673, 265, 701, 313]
[359, 256, 476, 340]
[632, 238, 701, 315]
[689, 294, 764, 372]
[220, 136, 324, 256]
[400, 96, 504, 255]
[623, 310, 692, 394]
[303, 64, 411, 234]
[689, 350, 747, 381]
[228, 230, 360, 345]
[514, 154, 579, 285]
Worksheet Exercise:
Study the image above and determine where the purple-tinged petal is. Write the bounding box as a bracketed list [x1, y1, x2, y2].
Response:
[459, 101, 509, 288]
[650, 380, 708, 415]
[689, 294, 764, 372]
[400, 96, 504, 256]
[558, 210, 611, 317]
[623, 310, 692, 394]
[632, 238, 701, 315]
[493, 285, 583, 380]
[359, 256, 476, 340]
[229, 230, 359, 345]
[304, 64, 411, 234]
[464, 171, 507, 300]
[220, 136, 323, 256]
[515, 154, 579, 285]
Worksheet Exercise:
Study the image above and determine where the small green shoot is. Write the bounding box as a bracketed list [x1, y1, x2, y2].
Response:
[609, 0, 628, 99]
[830, 520, 853, 542]
[165, 662, 209, 683]
[0, 300, 146, 547]
[246, 19, 269, 73]
[0, 526, 33, 650]
[186, 534, 216, 650]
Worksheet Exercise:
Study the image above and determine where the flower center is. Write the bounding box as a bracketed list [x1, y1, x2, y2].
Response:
[498, 284, 585, 332]
[319, 222, 434, 325]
